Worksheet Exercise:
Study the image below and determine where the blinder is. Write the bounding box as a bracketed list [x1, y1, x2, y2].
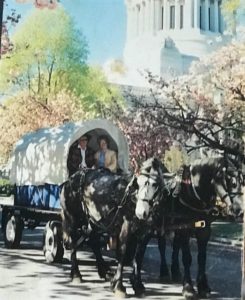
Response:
[135, 159, 167, 220]
[215, 157, 244, 217]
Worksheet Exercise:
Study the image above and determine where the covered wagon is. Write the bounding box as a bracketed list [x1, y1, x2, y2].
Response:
[0, 119, 129, 261]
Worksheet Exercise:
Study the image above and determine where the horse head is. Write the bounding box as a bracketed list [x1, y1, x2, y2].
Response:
[135, 157, 168, 221]
[215, 157, 243, 219]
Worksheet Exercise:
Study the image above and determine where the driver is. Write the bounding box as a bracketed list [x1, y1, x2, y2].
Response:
[67, 134, 95, 176]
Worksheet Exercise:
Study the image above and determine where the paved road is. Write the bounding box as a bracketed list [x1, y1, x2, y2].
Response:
[0, 226, 242, 300]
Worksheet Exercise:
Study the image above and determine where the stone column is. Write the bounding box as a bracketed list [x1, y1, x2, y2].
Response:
[136, 4, 140, 36]
[194, 0, 200, 29]
[142, 2, 146, 34]
[214, 0, 219, 32]
[155, 0, 162, 31]
[139, 3, 142, 35]
[184, 0, 192, 29]
[132, 6, 136, 37]
[164, 0, 168, 30]
[175, 0, 180, 30]
[144, 0, 149, 33]
[151, 0, 156, 34]
[204, 0, 209, 31]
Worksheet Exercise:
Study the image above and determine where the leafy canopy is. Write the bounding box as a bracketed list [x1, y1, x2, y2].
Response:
[0, 6, 124, 163]
[0, 6, 88, 96]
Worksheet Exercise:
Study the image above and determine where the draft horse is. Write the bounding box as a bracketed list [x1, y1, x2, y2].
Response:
[60, 168, 137, 297]
[134, 157, 243, 300]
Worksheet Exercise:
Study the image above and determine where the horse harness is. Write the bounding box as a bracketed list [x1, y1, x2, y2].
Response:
[176, 163, 243, 216]
[72, 171, 136, 233]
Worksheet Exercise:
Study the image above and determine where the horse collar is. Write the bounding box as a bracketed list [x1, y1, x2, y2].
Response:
[182, 166, 202, 202]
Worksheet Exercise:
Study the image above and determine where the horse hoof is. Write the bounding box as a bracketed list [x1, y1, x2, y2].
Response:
[198, 290, 211, 299]
[159, 275, 171, 283]
[71, 276, 82, 284]
[133, 284, 145, 297]
[114, 289, 127, 298]
[171, 270, 182, 283]
[134, 289, 145, 298]
[182, 284, 198, 300]
[197, 278, 211, 298]
[105, 272, 113, 281]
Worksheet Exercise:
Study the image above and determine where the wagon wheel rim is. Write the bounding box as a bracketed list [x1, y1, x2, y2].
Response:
[45, 227, 56, 253]
[6, 217, 16, 242]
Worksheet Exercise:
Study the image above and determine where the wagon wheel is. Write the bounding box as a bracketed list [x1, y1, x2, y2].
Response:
[4, 214, 24, 249]
[43, 221, 64, 263]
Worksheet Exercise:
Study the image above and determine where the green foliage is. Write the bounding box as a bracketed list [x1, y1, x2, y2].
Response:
[0, 6, 88, 97]
[221, 0, 240, 34]
[0, 178, 10, 186]
[0, 178, 14, 196]
[78, 67, 125, 117]
[211, 222, 242, 240]
[163, 145, 189, 172]
[110, 60, 127, 75]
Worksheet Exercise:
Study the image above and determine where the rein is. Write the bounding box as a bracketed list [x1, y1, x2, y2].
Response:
[178, 197, 219, 216]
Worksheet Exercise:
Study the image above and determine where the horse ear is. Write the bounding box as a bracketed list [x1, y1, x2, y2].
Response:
[128, 175, 139, 191]
[239, 173, 244, 185]
[216, 165, 226, 179]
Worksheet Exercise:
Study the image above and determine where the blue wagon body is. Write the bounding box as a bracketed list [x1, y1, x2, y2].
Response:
[15, 184, 61, 209]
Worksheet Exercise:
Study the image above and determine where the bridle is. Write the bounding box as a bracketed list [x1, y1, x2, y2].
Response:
[221, 167, 243, 203]
[137, 165, 167, 210]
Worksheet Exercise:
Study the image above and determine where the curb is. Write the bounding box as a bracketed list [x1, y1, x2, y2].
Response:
[189, 236, 243, 250]
[210, 237, 243, 249]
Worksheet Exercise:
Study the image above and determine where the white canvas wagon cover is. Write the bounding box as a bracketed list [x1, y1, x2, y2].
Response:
[10, 119, 129, 186]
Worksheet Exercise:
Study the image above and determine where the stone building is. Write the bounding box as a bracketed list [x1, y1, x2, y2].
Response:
[124, 0, 230, 79]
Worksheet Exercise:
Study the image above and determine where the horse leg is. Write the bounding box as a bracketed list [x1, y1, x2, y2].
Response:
[61, 209, 82, 283]
[111, 219, 130, 298]
[70, 231, 82, 283]
[130, 233, 151, 296]
[88, 231, 112, 280]
[158, 234, 170, 282]
[196, 226, 211, 298]
[171, 231, 182, 283]
[180, 230, 197, 300]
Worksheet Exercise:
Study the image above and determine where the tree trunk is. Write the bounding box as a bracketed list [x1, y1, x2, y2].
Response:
[0, 0, 4, 59]
[242, 181, 245, 299]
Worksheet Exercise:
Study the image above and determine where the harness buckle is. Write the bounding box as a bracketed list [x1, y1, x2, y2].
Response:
[194, 220, 206, 228]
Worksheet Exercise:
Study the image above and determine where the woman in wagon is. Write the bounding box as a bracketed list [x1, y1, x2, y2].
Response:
[67, 134, 95, 176]
[95, 135, 117, 173]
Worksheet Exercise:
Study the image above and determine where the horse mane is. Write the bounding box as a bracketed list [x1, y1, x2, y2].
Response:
[140, 157, 169, 174]
[190, 156, 223, 168]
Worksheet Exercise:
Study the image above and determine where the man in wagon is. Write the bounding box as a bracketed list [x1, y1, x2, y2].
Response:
[67, 134, 95, 176]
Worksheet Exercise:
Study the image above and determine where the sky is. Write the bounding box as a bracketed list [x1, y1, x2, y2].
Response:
[3, 0, 127, 65]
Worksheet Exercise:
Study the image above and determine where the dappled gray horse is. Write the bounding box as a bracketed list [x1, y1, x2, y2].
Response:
[60, 168, 138, 297]
[134, 157, 243, 300]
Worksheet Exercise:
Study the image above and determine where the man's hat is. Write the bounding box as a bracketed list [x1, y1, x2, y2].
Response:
[79, 134, 90, 142]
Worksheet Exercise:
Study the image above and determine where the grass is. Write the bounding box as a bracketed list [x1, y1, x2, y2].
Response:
[211, 222, 243, 241]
